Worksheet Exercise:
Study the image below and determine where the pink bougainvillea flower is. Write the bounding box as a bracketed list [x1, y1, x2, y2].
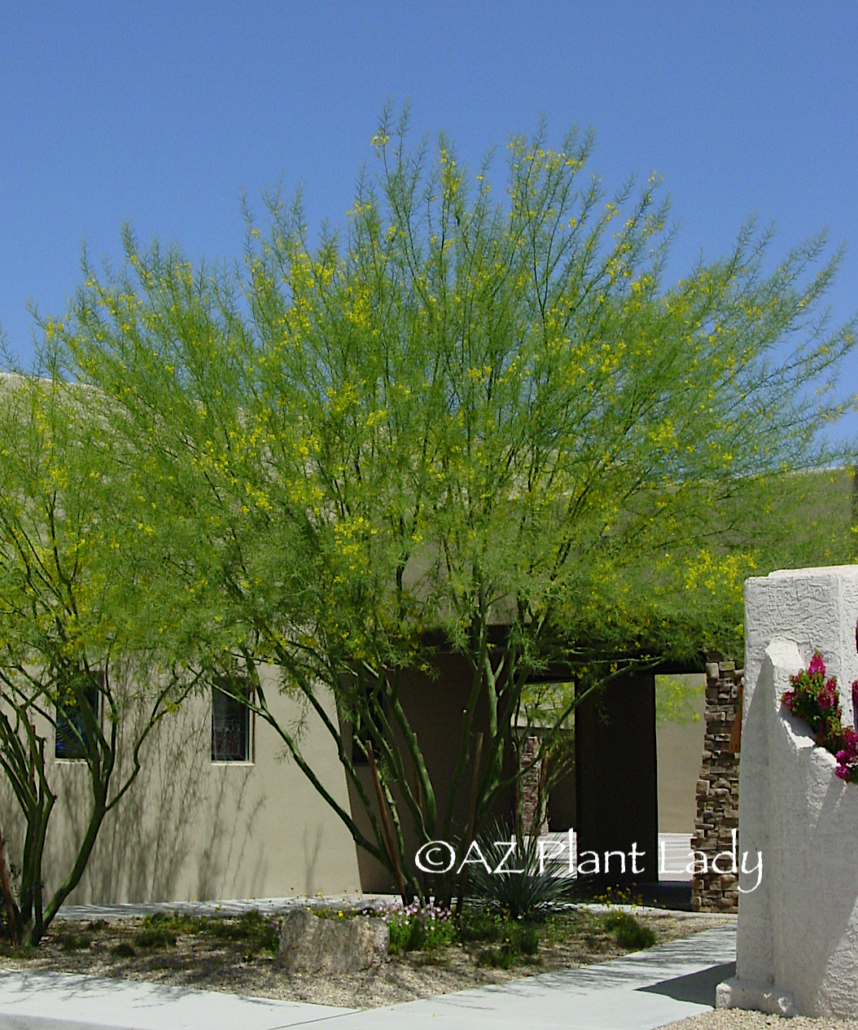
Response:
[830, 681, 842, 718]
[817, 679, 840, 713]
[783, 652, 858, 785]
[835, 728, 858, 783]
[840, 728, 855, 750]
[808, 653, 826, 677]
[837, 728, 858, 758]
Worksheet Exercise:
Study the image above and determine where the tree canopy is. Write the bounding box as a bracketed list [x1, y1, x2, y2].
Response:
[0, 373, 199, 943]
[8, 110, 858, 901]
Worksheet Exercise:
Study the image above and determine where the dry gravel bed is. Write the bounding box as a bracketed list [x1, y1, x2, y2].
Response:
[0, 909, 729, 1010]
[665, 1011, 858, 1030]
[3, 910, 856, 1027]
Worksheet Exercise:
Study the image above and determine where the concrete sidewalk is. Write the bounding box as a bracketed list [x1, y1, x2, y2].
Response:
[0, 920, 736, 1030]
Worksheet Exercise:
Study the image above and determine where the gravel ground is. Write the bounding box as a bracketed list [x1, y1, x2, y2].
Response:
[665, 1011, 858, 1030]
[5, 908, 856, 1025]
[0, 909, 729, 1010]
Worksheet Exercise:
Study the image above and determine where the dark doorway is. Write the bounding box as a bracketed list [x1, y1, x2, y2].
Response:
[575, 673, 659, 884]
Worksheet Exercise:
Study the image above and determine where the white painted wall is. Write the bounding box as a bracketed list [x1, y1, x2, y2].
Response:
[718, 566, 858, 1019]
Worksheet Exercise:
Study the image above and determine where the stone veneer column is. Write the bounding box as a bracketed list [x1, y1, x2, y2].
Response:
[691, 659, 741, 912]
[518, 733, 547, 835]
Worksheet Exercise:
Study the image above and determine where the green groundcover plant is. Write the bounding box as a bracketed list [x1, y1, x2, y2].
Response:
[380, 898, 456, 953]
[781, 652, 858, 782]
[377, 898, 654, 965]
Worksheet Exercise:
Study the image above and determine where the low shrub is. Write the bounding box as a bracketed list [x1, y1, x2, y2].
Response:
[141, 911, 205, 933]
[457, 908, 510, 945]
[136, 909, 277, 956]
[601, 911, 655, 950]
[464, 819, 578, 918]
[475, 923, 540, 967]
[207, 910, 278, 953]
[55, 932, 91, 951]
[381, 899, 456, 954]
[477, 945, 518, 969]
[135, 926, 176, 949]
[592, 885, 644, 907]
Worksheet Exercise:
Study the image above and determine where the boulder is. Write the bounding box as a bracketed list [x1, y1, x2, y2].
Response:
[277, 908, 389, 974]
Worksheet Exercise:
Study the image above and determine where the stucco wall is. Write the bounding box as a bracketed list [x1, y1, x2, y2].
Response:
[656, 674, 706, 833]
[0, 666, 361, 905]
[719, 566, 858, 1019]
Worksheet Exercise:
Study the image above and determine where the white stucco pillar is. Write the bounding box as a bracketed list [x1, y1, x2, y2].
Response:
[718, 566, 858, 1018]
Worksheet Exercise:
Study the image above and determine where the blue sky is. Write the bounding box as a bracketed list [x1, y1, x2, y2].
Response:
[2, 1, 856, 440]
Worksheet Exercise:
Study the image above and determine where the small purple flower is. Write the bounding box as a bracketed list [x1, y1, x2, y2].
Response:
[782, 690, 795, 709]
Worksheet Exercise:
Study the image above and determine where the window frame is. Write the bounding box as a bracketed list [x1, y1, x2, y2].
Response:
[210, 677, 254, 764]
[54, 676, 101, 761]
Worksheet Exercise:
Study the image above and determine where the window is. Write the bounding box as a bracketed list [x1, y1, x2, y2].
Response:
[211, 679, 252, 762]
[55, 680, 100, 760]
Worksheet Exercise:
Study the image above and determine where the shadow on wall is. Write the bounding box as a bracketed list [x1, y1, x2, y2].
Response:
[196, 759, 262, 901]
[59, 700, 209, 902]
[47, 696, 260, 904]
[0, 777, 25, 906]
[1, 677, 362, 906]
[50, 699, 202, 903]
[302, 822, 325, 897]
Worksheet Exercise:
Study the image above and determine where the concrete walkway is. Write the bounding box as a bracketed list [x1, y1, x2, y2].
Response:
[0, 917, 736, 1030]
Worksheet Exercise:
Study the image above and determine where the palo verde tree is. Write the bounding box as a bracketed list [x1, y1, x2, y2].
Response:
[0, 369, 198, 945]
[56, 109, 857, 901]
